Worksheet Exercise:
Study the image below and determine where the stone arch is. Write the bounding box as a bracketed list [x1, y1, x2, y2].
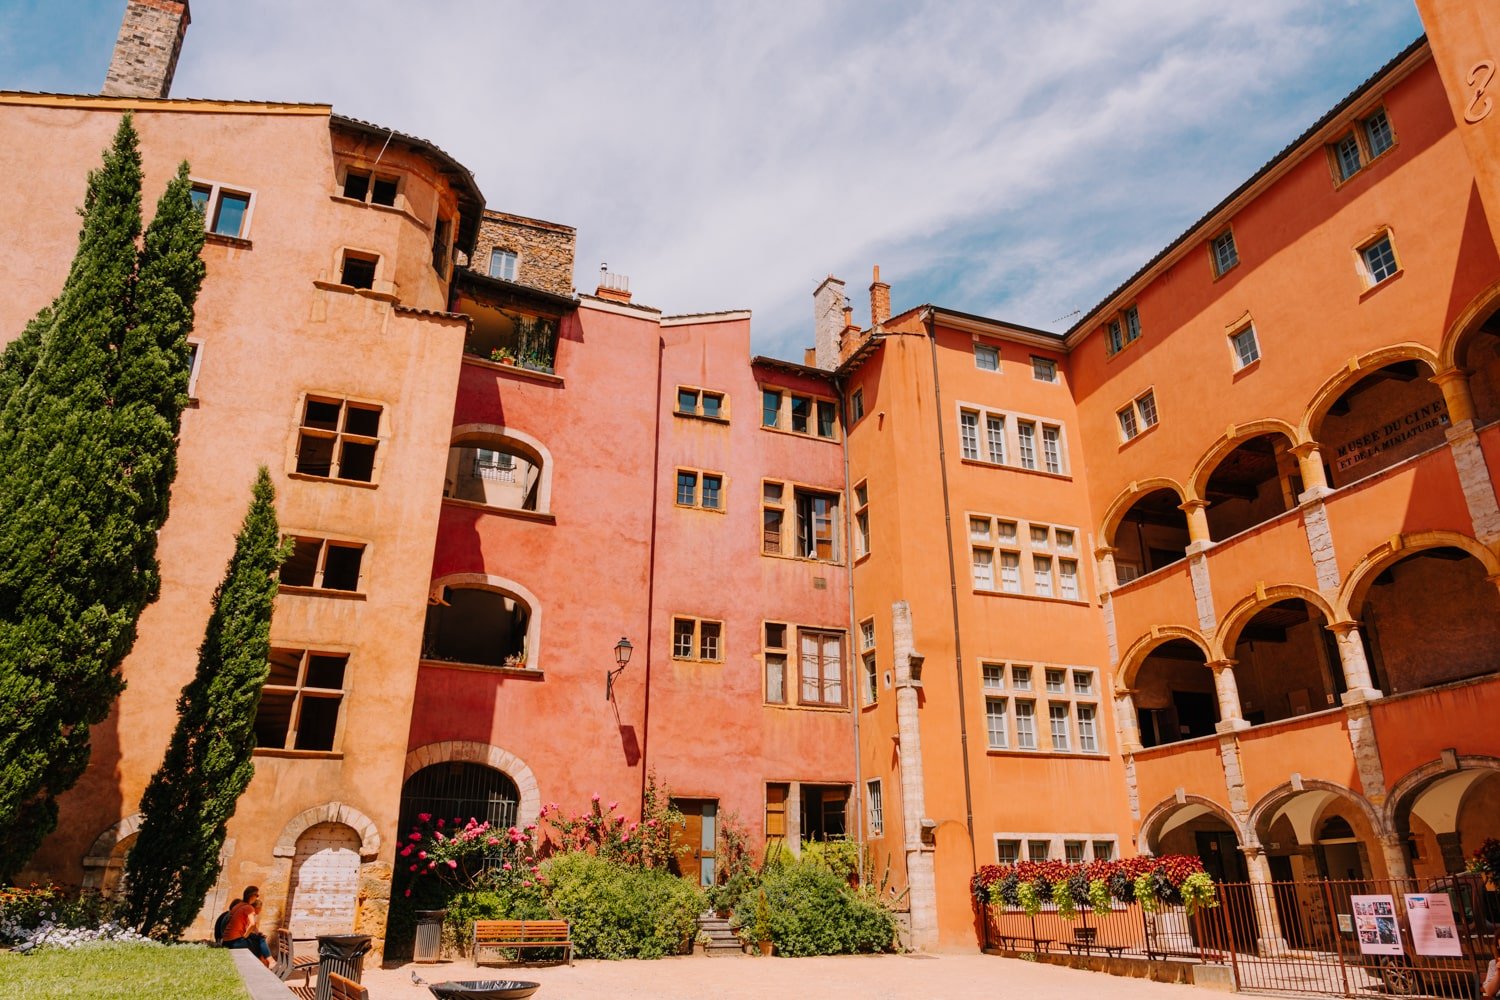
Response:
[80, 813, 143, 891]
[1336, 530, 1500, 620]
[272, 802, 381, 862]
[1139, 793, 1245, 853]
[1212, 584, 1339, 660]
[429, 573, 544, 671]
[1100, 477, 1189, 546]
[1187, 419, 1305, 503]
[402, 741, 541, 827]
[1439, 277, 1500, 372]
[1249, 779, 1390, 845]
[1384, 754, 1500, 837]
[449, 422, 554, 513]
[1298, 343, 1441, 442]
[1115, 625, 1212, 693]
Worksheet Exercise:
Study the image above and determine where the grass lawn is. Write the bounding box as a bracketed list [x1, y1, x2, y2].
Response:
[0, 941, 249, 1000]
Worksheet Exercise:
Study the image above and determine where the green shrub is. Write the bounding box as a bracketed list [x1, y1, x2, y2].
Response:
[800, 840, 861, 884]
[543, 853, 702, 959]
[738, 858, 895, 957]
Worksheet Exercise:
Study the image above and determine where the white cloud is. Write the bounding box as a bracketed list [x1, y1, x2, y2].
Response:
[171, 0, 1423, 356]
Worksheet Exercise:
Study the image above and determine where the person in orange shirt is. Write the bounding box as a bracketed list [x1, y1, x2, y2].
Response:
[222, 885, 272, 967]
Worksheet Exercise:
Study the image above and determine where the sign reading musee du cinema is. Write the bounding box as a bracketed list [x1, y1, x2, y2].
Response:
[1334, 400, 1449, 472]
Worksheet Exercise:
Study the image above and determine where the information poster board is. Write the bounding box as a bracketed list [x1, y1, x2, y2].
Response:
[1405, 893, 1463, 957]
[1351, 894, 1403, 956]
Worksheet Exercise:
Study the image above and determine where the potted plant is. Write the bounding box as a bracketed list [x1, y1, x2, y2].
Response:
[489, 347, 516, 366]
[752, 890, 773, 956]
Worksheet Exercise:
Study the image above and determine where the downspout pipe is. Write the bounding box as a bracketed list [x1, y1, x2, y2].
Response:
[835, 372, 866, 864]
[639, 333, 666, 811]
[923, 307, 980, 878]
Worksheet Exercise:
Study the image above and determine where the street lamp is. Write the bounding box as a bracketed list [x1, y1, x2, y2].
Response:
[606, 636, 633, 702]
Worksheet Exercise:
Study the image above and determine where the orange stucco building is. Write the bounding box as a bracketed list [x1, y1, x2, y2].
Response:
[5, 0, 1500, 957]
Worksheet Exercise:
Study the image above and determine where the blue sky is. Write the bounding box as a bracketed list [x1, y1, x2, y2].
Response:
[2, 1, 1425, 357]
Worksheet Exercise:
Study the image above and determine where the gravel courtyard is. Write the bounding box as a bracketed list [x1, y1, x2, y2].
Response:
[368, 953, 1200, 999]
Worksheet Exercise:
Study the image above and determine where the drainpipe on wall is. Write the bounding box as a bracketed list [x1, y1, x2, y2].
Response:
[639, 334, 666, 811]
[892, 599, 937, 949]
[835, 373, 866, 863]
[923, 308, 982, 940]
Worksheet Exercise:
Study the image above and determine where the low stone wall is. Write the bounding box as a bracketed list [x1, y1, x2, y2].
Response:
[982, 946, 1226, 987]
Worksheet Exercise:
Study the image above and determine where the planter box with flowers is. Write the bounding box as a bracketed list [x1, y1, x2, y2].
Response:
[971, 854, 1218, 919]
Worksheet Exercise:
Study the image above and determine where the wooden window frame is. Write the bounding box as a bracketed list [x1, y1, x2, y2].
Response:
[764, 621, 789, 704]
[255, 647, 349, 754]
[675, 385, 728, 422]
[278, 536, 367, 595]
[796, 628, 846, 708]
[761, 480, 787, 555]
[1104, 305, 1143, 357]
[189, 177, 256, 240]
[759, 385, 841, 442]
[1209, 228, 1239, 278]
[853, 480, 870, 559]
[339, 165, 402, 209]
[293, 394, 384, 485]
[1327, 105, 1397, 186]
[672, 616, 724, 663]
[675, 467, 726, 512]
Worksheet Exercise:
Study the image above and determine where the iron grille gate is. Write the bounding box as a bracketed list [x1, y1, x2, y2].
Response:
[1200, 877, 1491, 997]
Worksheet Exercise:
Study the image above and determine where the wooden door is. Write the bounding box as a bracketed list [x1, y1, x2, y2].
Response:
[288, 822, 360, 936]
[669, 799, 717, 887]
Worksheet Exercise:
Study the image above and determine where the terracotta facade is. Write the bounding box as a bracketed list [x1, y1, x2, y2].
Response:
[4, 0, 1500, 956]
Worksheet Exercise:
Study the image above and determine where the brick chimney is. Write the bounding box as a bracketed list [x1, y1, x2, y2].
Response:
[813, 275, 846, 371]
[595, 264, 632, 303]
[102, 0, 191, 99]
[870, 265, 891, 328]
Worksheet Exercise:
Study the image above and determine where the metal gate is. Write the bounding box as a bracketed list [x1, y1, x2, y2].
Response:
[1200, 877, 1491, 997]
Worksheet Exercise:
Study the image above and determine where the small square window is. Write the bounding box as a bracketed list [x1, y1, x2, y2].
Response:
[700, 474, 722, 510]
[1072, 670, 1094, 695]
[1211, 230, 1239, 276]
[1230, 326, 1260, 369]
[974, 343, 1000, 371]
[489, 249, 518, 281]
[765, 622, 787, 649]
[212, 192, 251, 238]
[1030, 525, 1050, 549]
[1092, 840, 1115, 861]
[982, 664, 1004, 690]
[1364, 109, 1394, 158]
[969, 516, 991, 541]
[997, 840, 1020, 864]
[1031, 356, 1057, 383]
[1362, 235, 1398, 285]
[1026, 838, 1049, 861]
[702, 393, 723, 419]
[370, 176, 399, 207]
[673, 619, 695, 658]
[699, 621, 722, 660]
[996, 521, 1017, 544]
[1054, 530, 1075, 554]
[1334, 133, 1363, 180]
[1011, 665, 1032, 690]
[343, 170, 371, 201]
[860, 620, 876, 650]
[1045, 668, 1066, 694]
[1064, 840, 1086, 863]
[676, 470, 697, 506]
[340, 252, 378, 290]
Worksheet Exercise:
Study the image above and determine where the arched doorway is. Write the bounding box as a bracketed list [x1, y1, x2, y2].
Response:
[1131, 639, 1217, 747]
[98, 832, 136, 899]
[1110, 488, 1190, 582]
[444, 439, 544, 511]
[1227, 599, 1343, 724]
[1199, 433, 1299, 540]
[1312, 359, 1446, 488]
[1453, 303, 1500, 426]
[1352, 547, 1500, 695]
[1145, 799, 1255, 949]
[287, 823, 361, 936]
[1395, 766, 1500, 881]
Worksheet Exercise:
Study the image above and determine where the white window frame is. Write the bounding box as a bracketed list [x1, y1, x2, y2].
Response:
[972, 547, 995, 590]
[1118, 389, 1158, 442]
[1211, 229, 1239, 277]
[1031, 356, 1058, 383]
[1049, 702, 1072, 751]
[982, 663, 1004, 691]
[489, 248, 519, 281]
[986, 697, 1009, 749]
[1360, 233, 1399, 286]
[1230, 324, 1260, 369]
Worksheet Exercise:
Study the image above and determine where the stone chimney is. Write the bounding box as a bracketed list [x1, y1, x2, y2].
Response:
[102, 0, 191, 99]
[813, 275, 846, 371]
[870, 265, 891, 328]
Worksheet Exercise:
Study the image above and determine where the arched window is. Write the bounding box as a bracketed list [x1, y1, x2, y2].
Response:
[398, 763, 520, 835]
[423, 585, 531, 669]
[445, 442, 542, 511]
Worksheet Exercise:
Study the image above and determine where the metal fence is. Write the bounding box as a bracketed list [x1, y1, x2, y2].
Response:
[988, 876, 1495, 998]
[1201, 877, 1490, 997]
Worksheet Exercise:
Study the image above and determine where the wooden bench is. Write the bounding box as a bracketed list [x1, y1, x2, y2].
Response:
[328, 972, 368, 1000]
[473, 919, 573, 966]
[274, 928, 318, 987]
[994, 933, 1054, 953]
[1063, 926, 1125, 958]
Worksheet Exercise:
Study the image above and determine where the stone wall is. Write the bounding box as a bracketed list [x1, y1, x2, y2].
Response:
[101, 0, 190, 99]
[470, 211, 575, 298]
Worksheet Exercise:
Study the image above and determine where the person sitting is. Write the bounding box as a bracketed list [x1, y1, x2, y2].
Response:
[222, 885, 273, 968]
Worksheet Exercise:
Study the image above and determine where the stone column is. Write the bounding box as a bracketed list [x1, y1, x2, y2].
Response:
[1378, 834, 1415, 881]
[1433, 368, 1478, 425]
[892, 601, 937, 950]
[1290, 442, 1332, 500]
[1241, 844, 1290, 956]
[1208, 659, 1250, 733]
[1328, 621, 1382, 702]
[1180, 498, 1212, 547]
[786, 782, 803, 858]
[1436, 831, 1467, 874]
[1095, 545, 1119, 591]
[1115, 691, 1143, 752]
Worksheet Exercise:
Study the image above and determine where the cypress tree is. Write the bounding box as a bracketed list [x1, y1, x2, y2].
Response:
[0, 115, 206, 879]
[124, 469, 287, 938]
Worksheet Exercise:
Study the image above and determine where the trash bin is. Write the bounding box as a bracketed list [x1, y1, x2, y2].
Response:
[315, 933, 372, 1000]
[414, 909, 447, 963]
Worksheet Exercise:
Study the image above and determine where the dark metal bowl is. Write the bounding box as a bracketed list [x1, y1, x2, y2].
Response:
[425, 981, 541, 1000]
